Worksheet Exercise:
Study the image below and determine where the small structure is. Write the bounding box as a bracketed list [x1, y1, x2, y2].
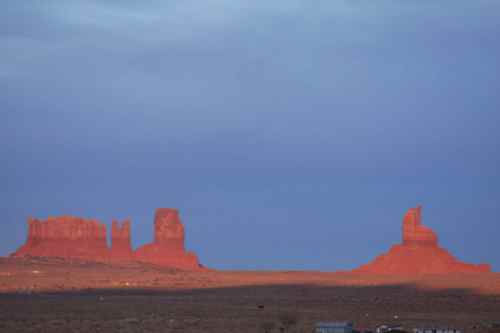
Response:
[473, 322, 500, 333]
[413, 328, 461, 333]
[315, 322, 354, 333]
[377, 324, 404, 333]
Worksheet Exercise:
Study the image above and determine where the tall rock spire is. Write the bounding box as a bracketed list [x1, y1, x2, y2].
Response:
[153, 208, 185, 252]
[402, 205, 438, 245]
[110, 219, 133, 261]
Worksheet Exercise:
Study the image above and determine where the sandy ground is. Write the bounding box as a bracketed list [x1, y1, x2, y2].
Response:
[1, 257, 499, 333]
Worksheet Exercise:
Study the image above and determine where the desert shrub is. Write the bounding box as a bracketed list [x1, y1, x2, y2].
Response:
[261, 321, 276, 333]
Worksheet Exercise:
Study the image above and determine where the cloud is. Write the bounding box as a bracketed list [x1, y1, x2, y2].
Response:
[1, 0, 499, 150]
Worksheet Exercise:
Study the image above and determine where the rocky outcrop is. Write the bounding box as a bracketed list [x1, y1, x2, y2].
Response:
[353, 206, 491, 274]
[154, 208, 185, 252]
[135, 208, 201, 269]
[12, 216, 109, 260]
[12, 209, 203, 270]
[110, 219, 133, 261]
[402, 206, 438, 246]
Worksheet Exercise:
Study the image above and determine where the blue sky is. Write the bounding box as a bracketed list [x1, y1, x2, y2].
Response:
[1, 1, 499, 270]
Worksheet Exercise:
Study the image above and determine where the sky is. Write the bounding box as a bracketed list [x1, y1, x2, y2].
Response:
[1, 0, 499, 271]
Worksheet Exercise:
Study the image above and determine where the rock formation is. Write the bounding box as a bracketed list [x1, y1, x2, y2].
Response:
[135, 208, 201, 269]
[110, 219, 133, 261]
[402, 206, 438, 246]
[353, 206, 491, 274]
[12, 216, 109, 260]
[12, 209, 203, 270]
[154, 208, 185, 252]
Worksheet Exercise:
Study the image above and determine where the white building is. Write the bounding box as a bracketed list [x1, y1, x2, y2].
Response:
[413, 328, 461, 333]
[315, 322, 354, 333]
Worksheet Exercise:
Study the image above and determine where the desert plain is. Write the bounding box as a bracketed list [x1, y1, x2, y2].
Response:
[1, 257, 499, 333]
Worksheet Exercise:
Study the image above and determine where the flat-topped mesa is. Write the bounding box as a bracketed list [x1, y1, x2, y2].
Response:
[135, 208, 201, 269]
[12, 216, 109, 260]
[402, 206, 438, 246]
[110, 219, 133, 260]
[353, 206, 491, 274]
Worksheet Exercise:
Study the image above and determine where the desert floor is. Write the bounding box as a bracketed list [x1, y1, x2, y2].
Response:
[1, 258, 499, 333]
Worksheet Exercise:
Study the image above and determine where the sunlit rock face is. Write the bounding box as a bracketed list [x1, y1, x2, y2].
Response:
[12, 216, 109, 261]
[12, 208, 203, 270]
[134, 208, 201, 269]
[402, 206, 438, 246]
[153, 208, 185, 252]
[353, 206, 491, 274]
[110, 219, 133, 261]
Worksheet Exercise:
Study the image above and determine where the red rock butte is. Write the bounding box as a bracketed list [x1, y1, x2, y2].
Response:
[13, 216, 109, 260]
[135, 208, 200, 269]
[353, 206, 491, 274]
[11, 209, 203, 270]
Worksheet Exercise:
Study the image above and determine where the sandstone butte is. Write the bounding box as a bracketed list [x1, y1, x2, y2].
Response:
[353, 206, 491, 274]
[11, 208, 202, 270]
[134, 208, 200, 269]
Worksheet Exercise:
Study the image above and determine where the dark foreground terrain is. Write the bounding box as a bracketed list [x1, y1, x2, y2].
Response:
[1, 258, 499, 333]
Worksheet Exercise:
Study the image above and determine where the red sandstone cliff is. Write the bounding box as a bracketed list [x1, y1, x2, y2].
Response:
[135, 208, 201, 269]
[353, 206, 491, 274]
[12, 209, 203, 270]
[110, 219, 133, 261]
[12, 216, 109, 260]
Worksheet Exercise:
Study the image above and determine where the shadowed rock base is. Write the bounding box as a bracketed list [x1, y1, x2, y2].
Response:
[353, 206, 491, 274]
